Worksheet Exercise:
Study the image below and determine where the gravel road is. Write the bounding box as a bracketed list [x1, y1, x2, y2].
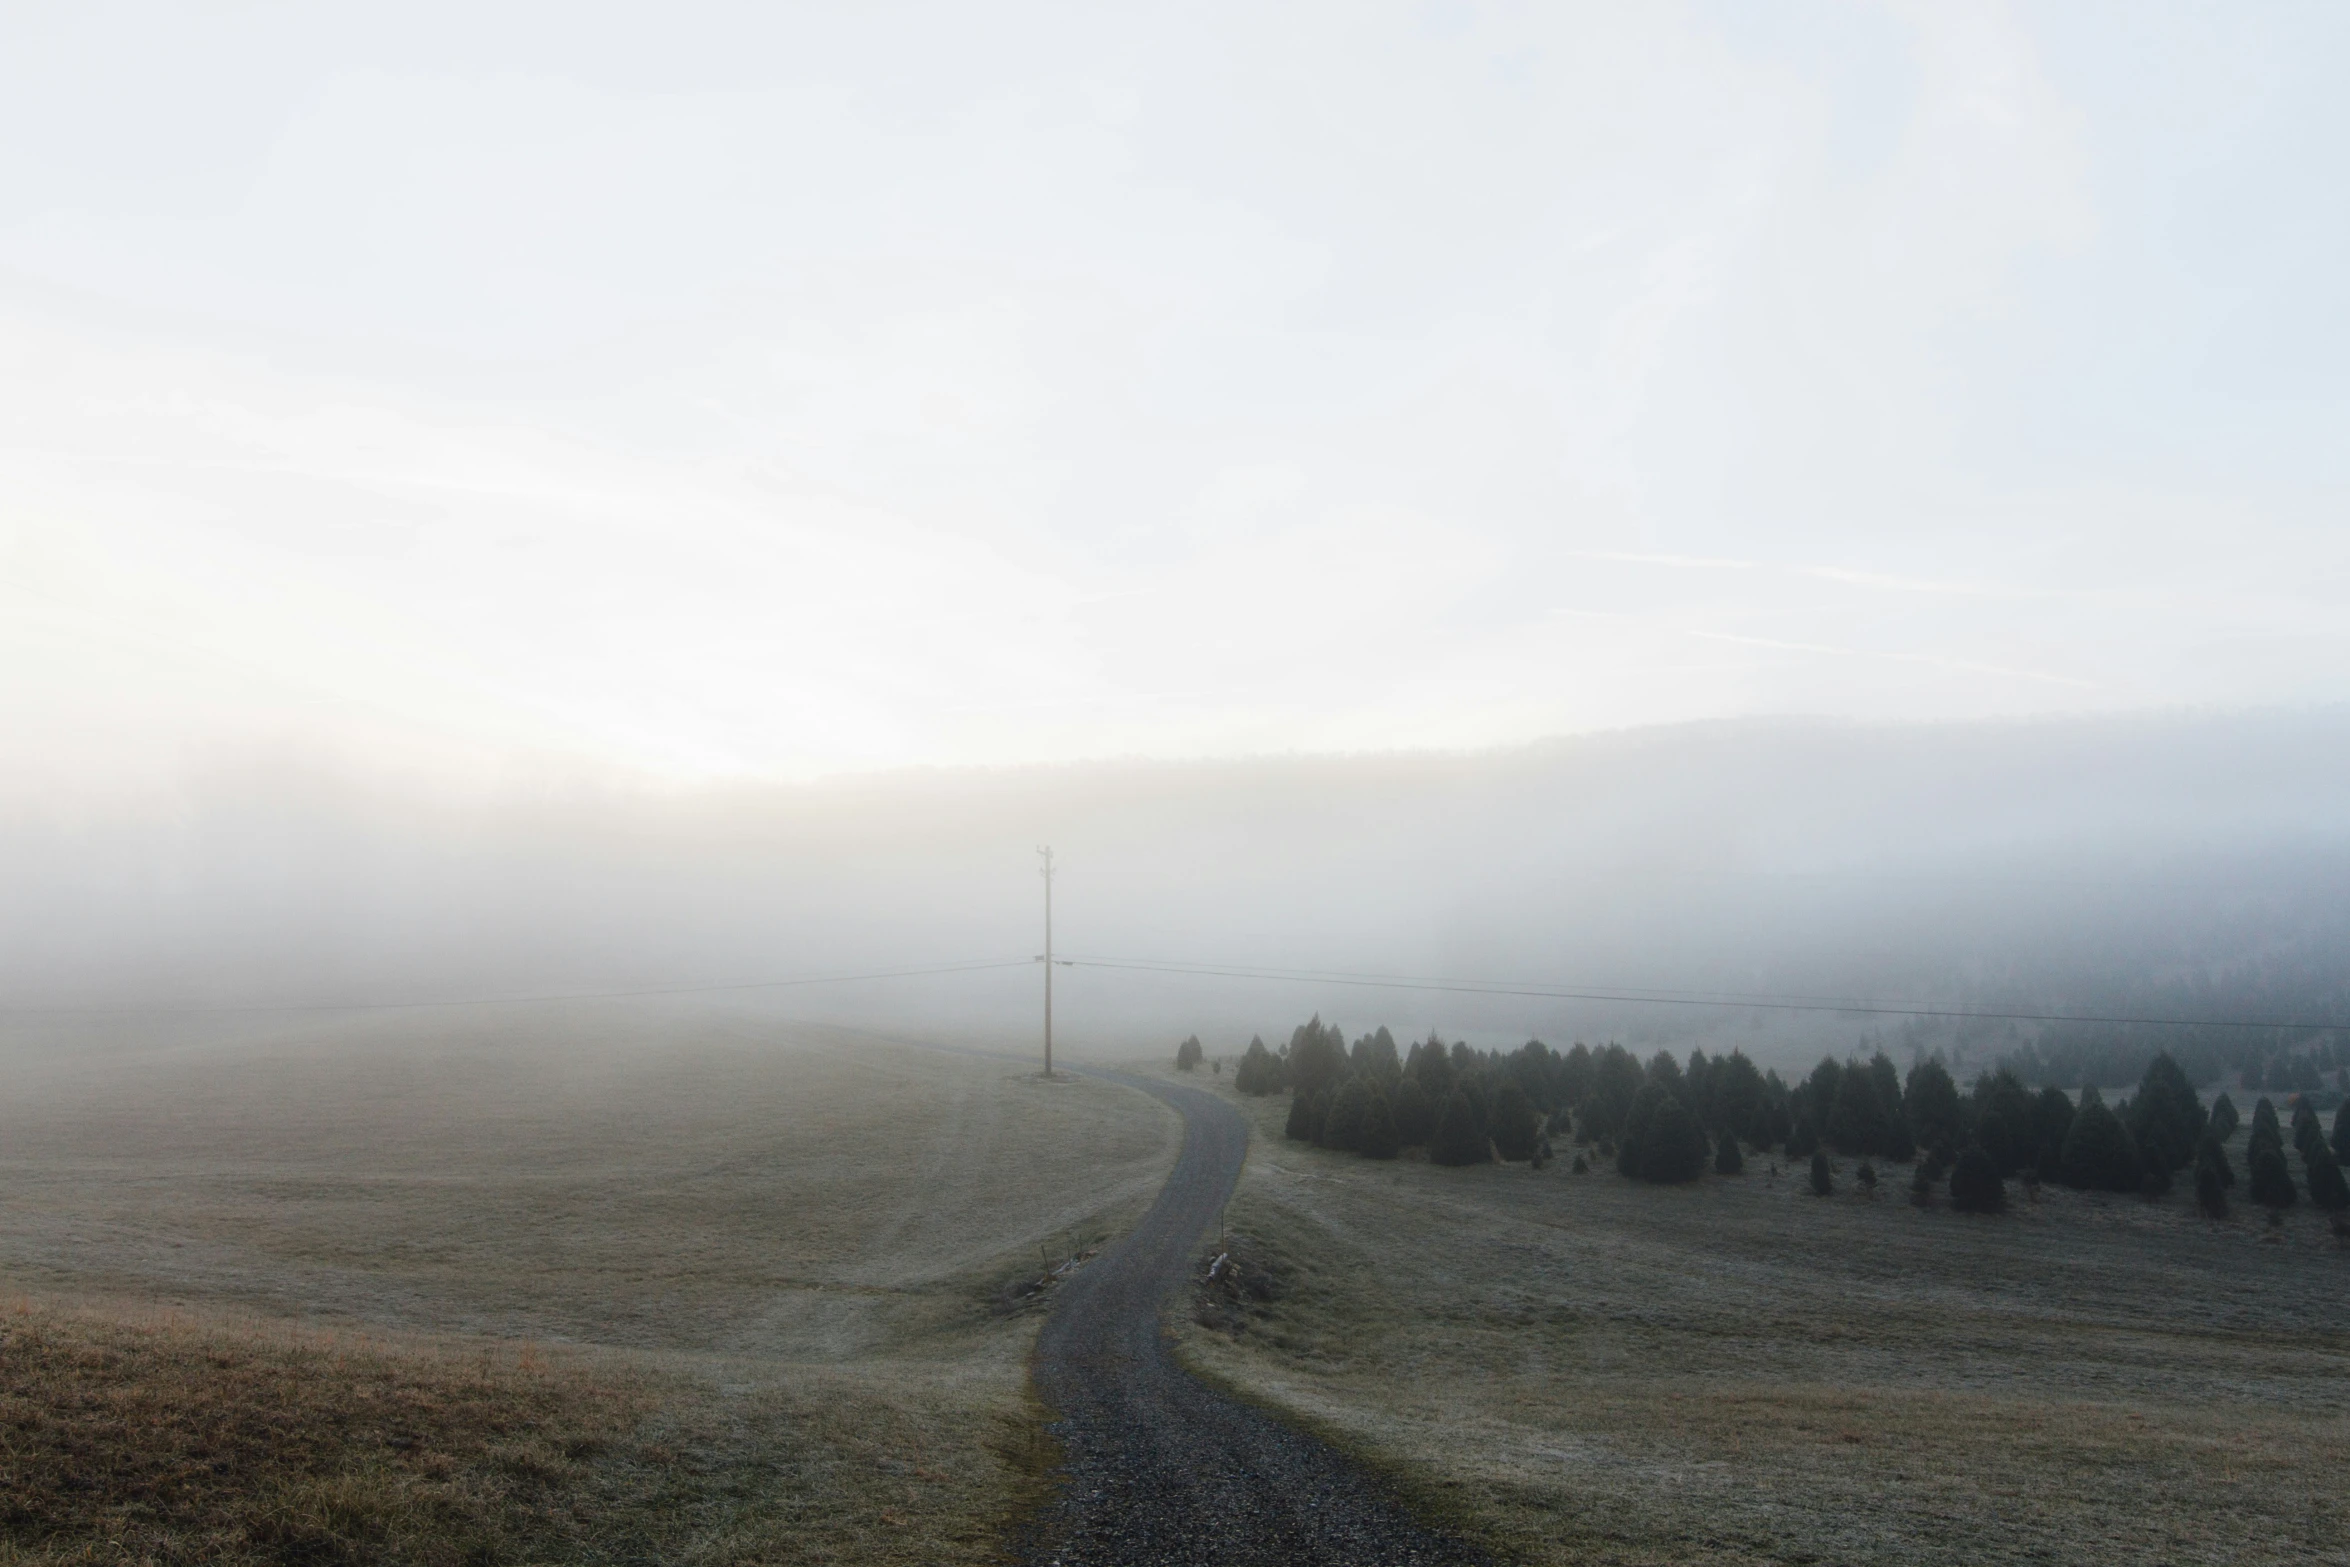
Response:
[1021, 1070, 1485, 1566]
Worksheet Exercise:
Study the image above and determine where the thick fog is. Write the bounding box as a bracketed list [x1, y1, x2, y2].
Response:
[6, 710, 2346, 1081]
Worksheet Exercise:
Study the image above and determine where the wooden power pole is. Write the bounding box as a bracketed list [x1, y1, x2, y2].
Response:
[1038, 845, 1055, 1078]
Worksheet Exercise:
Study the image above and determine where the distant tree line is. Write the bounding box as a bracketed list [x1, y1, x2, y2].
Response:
[1222, 1017, 2350, 1220]
[1992, 1027, 2347, 1103]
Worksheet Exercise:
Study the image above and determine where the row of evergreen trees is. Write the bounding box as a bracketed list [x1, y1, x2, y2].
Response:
[1227, 1019, 2350, 1213]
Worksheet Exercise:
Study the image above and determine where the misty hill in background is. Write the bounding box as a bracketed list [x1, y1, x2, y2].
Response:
[6, 709, 2347, 1084]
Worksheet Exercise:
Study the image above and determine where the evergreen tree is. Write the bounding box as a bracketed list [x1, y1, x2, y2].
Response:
[1325, 1079, 1371, 1153]
[1950, 1148, 2006, 1213]
[1972, 1070, 2036, 1174]
[2333, 1099, 2350, 1164]
[1856, 1161, 1877, 1193]
[1867, 1051, 1903, 1129]
[2127, 1053, 2205, 1173]
[1175, 1035, 1205, 1071]
[1391, 1075, 1435, 1148]
[1407, 1033, 1454, 1099]
[2195, 1131, 2236, 1189]
[1827, 1061, 1891, 1156]
[1809, 1149, 1833, 1196]
[2292, 1098, 2324, 1161]
[2194, 1152, 2229, 1219]
[1491, 1080, 1541, 1163]
[1715, 1130, 1744, 1175]
[1647, 1049, 1688, 1103]
[1637, 1096, 1709, 1184]
[1585, 1044, 1643, 1146]
[1351, 1026, 1401, 1082]
[2248, 1138, 2298, 1211]
[1804, 1057, 1845, 1141]
[1286, 1016, 1352, 1105]
[1882, 1114, 1915, 1164]
[2246, 1090, 2284, 1151]
[1560, 1041, 1595, 1112]
[2305, 1141, 2350, 1213]
[1902, 1057, 1967, 1153]
[2208, 1092, 2240, 1143]
[1234, 1036, 1283, 1095]
[2059, 1087, 2141, 1193]
[1787, 1115, 1820, 1158]
[1307, 1088, 1336, 1148]
[2032, 1086, 2077, 1179]
[1359, 1090, 1402, 1160]
[1283, 1087, 1316, 1141]
[1617, 1083, 1671, 1177]
[1711, 1050, 1769, 1146]
[1430, 1089, 1491, 1167]
[1910, 1159, 1936, 1204]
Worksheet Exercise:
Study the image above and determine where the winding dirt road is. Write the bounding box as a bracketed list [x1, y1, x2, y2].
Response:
[1021, 1070, 1484, 1566]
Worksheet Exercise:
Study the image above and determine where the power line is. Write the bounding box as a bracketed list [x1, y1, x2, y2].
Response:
[0, 958, 1038, 1021]
[1057, 955, 2341, 1034]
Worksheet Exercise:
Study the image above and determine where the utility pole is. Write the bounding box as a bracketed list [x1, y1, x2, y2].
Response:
[1038, 845, 1055, 1078]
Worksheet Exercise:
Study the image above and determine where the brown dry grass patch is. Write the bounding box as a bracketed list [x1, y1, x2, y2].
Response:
[0, 1011, 1182, 1565]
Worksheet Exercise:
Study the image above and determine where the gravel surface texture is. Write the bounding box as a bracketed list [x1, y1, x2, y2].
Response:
[1021, 1070, 1486, 1567]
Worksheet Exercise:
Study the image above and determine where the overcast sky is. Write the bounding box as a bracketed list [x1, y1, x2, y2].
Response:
[3, 1, 2345, 797]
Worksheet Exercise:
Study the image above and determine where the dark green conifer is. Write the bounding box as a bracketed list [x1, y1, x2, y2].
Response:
[2059, 1087, 2141, 1193]
[2208, 1092, 2240, 1142]
[1787, 1116, 1820, 1158]
[1809, 1149, 1832, 1196]
[1308, 1087, 1338, 1148]
[1715, 1130, 1744, 1175]
[1283, 1087, 1316, 1141]
[2332, 1099, 2350, 1164]
[2194, 1152, 2228, 1219]
[1617, 1082, 1672, 1177]
[1883, 1114, 1916, 1164]
[1637, 1096, 1708, 1184]
[2305, 1141, 2350, 1213]
[2248, 1138, 2297, 1211]
[2292, 1098, 2323, 1161]
[1827, 1062, 1890, 1156]
[1430, 1089, 1491, 1167]
[2194, 1131, 2235, 1189]
[1950, 1148, 2005, 1213]
[2250, 1095, 2282, 1151]
[2031, 1086, 2076, 1178]
[1235, 1036, 1283, 1095]
[1175, 1035, 1205, 1071]
[1359, 1090, 1402, 1160]
[2126, 1052, 2205, 1174]
[1490, 1080, 1541, 1163]
[1902, 1057, 1967, 1153]
[1391, 1075, 1435, 1147]
[1325, 1079, 1371, 1152]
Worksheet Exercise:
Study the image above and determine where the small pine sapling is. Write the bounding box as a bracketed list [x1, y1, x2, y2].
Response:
[1809, 1149, 1833, 1196]
[2306, 1142, 2350, 1213]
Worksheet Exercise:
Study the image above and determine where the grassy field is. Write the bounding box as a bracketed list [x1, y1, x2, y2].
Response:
[0, 1008, 1180, 1564]
[1173, 1066, 2350, 1567]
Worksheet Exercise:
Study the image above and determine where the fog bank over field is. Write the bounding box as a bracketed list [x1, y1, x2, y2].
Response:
[6, 710, 2348, 1075]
